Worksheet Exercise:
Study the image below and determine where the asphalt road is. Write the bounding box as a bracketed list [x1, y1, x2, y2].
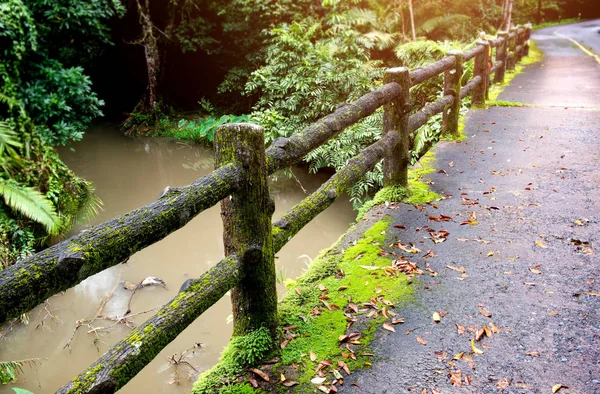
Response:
[343, 20, 600, 394]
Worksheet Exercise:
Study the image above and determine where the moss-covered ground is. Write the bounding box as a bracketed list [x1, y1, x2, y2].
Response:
[193, 218, 416, 393]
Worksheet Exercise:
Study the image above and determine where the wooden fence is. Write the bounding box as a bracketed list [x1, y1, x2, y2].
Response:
[0, 25, 531, 393]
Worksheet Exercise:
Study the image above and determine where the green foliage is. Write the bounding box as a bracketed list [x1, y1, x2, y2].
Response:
[176, 115, 255, 143]
[192, 327, 273, 394]
[0, 358, 40, 384]
[0, 180, 60, 235]
[0, 0, 122, 145]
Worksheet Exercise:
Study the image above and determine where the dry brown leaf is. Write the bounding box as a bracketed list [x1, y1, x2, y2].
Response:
[582, 291, 600, 297]
[478, 305, 492, 317]
[552, 384, 567, 393]
[310, 351, 317, 361]
[549, 310, 559, 316]
[392, 317, 405, 324]
[317, 385, 329, 393]
[456, 324, 466, 335]
[249, 378, 259, 388]
[383, 322, 396, 332]
[416, 336, 427, 345]
[282, 381, 299, 387]
[338, 360, 351, 375]
[433, 312, 441, 323]
[535, 240, 548, 249]
[464, 375, 472, 385]
[529, 267, 542, 274]
[489, 322, 500, 333]
[449, 370, 462, 386]
[251, 368, 270, 382]
[447, 265, 466, 273]
[496, 377, 511, 391]
[527, 351, 540, 357]
[432, 388, 442, 394]
[475, 328, 485, 341]
[453, 352, 464, 360]
[484, 326, 492, 337]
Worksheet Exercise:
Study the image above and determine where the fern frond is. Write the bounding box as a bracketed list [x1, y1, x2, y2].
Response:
[72, 181, 103, 226]
[0, 180, 61, 235]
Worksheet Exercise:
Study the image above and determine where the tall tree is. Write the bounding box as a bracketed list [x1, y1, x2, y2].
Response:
[407, 0, 416, 41]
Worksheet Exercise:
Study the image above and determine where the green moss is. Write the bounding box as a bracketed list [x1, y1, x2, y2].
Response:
[192, 327, 273, 394]
[356, 151, 440, 220]
[65, 364, 105, 393]
[274, 218, 413, 389]
[487, 101, 530, 107]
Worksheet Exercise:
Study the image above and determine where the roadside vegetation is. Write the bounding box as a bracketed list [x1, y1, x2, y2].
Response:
[0, 0, 597, 389]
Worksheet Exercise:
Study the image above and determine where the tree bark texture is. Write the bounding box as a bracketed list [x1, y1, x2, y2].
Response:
[472, 40, 491, 106]
[443, 51, 464, 139]
[135, 0, 160, 112]
[383, 67, 411, 187]
[409, 56, 456, 86]
[460, 76, 483, 99]
[265, 83, 402, 174]
[494, 33, 509, 84]
[507, 29, 517, 70]
[57, 256, 242, 394]
[216, 124, 277, 336]
[408, 0, 416, 41]
[0, 164, 242, 324]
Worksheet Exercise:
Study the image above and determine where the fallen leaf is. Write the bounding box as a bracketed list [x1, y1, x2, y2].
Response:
[478, 305, 492, 317]
[318, 284, 327, 291]
[416, 336, 427, 345]
[338, 360, 351, 375]
[432, 388, 442, 394]
[447, 265, 466, 273]
[453, 352, 464, 360]
[283, 381, 299, 387]
[582, 291, 600, 297]
[464, 375, 472, 385]
[383, 322, 396, 332]
[310, 351, 317, 361]
[392, 318, 405, 324]
[471, 339, 484, 354]
[433, 312, 441, 323]
[456, 324, 465, 335]
[552, 384, 567, 393]
[251, 368, 270, 382]
[496, 376, 511, 391]
[449, 370, 462, 386]
[311, 377, 326, 385]
[249, 378, 258, 388]
[487, 251, 495, 257]
[549, 310, 559, 316]
[317, 385, 329, 393]
[489, 322, 500, 333]
[529, 267, 542, 274]
[527, 351, 540, 357]
[475, 328, 485, 341]
[535, 240, 548, 249]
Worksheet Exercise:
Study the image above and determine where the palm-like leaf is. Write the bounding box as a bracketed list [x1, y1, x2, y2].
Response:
[0, 180, 61, 235]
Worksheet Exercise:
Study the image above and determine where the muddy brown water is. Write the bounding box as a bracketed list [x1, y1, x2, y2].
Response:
[0, 126, 355, 393]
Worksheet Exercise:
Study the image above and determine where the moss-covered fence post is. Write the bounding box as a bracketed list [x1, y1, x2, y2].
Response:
[215, 123, 278, 337]
[524, 23, 532, 57]
[382, 67, 410, 187]
[507, 27, 517, 70]
[443, 51, 464, 138]
[494, 31, 509, 84]
[472, 40, 490, 106]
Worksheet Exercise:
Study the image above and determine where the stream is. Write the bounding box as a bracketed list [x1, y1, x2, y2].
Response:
[0, 125, 356, 393]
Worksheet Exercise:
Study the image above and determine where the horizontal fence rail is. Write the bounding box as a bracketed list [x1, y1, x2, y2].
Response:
[0, 24, 531, 393]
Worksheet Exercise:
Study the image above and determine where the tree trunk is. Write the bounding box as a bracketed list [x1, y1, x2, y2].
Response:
[504, 0, 514, 31]
[135, 0, 160, 113]
[537, 0, 543, 24]
[408, 0, 416, 41]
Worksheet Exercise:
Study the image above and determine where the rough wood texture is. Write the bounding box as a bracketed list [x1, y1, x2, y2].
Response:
[57, 256, 242, 394]
[472, 40, 490, 106]
[383, 67, 410, 187]
[408, 94, 455, 149]
[216, 124, 277, 336]
[494, 32, 509, 84]
[0, 164, 242, 324]
[460, 76, 483, 99]
[443, 51, 464, 138]
[273, 130, 399, 252]
[265, 83, 402, 174]
[409, 56, 456, 86]
[463, 45, 485, 61]
[490, 60, 503, 73]
[507, 29, 517, 70]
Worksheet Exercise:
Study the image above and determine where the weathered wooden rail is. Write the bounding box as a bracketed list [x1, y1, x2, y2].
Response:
[0, 25, 531, 393]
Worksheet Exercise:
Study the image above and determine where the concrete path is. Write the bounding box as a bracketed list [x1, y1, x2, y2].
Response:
[348, 21, 600, 394]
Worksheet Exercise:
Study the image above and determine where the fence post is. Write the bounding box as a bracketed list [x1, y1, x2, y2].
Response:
[507, 27, 517, 70]
[215, 123, 277, 337]
[383, 67, 410, 187]
[524, 23, 532, 57]
[443, 50, 464, 138]
[494, 32, 509, 84]
[472, 40, 490, 106]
